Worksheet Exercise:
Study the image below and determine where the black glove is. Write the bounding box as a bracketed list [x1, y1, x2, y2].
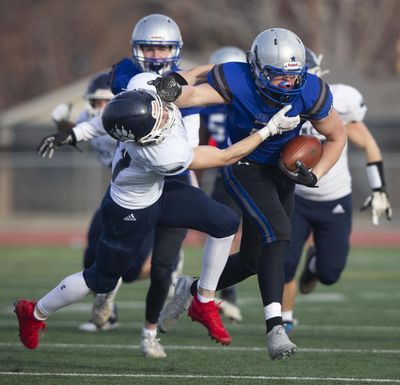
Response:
[37, 129, 77, 159]
[279, 160, 318, 187]
[148, 75, 182, 102]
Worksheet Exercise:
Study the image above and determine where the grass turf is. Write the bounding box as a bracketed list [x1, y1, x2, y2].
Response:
[0, 245, 400, 384]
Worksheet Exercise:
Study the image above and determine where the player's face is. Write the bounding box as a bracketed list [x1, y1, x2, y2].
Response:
[270, 74, 299, 90]
[142, 45, 172, 59]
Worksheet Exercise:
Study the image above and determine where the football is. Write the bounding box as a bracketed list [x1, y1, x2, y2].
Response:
[280, 135, 322, 171]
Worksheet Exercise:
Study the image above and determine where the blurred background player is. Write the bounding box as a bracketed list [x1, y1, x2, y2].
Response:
[282, 48, 392, 335]
[48, 72, 153, 332]
[37, 14, 202, 358]
[198, 46, 247, 322]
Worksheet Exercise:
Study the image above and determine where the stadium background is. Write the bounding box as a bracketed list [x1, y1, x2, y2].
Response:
[0, 0, 399, 243]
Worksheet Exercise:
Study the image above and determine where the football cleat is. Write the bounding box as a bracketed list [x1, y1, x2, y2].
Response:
[188, 295, 232, 345]
[299, 245, 318, 294]
[216, 297, 243, 322]
[78, 304, 118, 332]
[14, 299, 46, 350]
[267, 325, 297, 360]
[283, 318, 299, 336]
[159, 275, 194, 333]
[140, 334, 167, 358]
[91, 278, 122, 327]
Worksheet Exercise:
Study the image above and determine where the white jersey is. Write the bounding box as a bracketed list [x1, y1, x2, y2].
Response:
[76, 110, 116, 167]
[110, 118, 193, 210]
[295, 83, 367, 201]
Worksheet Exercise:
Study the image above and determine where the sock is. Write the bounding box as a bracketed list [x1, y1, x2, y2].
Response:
[197, 293, 214, 303]
[198, 235, 234, 291]
[282, 310, 293, 323]
[264, 302, 282, 333]
[190, 280, 198, 296]
[36, 271, 91, 317]
[142, 326, 157, 337]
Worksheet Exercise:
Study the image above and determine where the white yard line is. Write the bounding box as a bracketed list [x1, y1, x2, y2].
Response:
[0, 371, 399, 383]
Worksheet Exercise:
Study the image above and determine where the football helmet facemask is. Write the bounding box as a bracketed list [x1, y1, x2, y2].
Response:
[102, 89, 180, 146]
[305, 47, 330, 78]
[248, 28, 307, 105]
[209, 46, 247, 64]
[85, 72, 113, 117]
[131, 14, 183, 75]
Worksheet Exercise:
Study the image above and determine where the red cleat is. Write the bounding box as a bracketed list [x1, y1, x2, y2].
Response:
[188, 295, 232, 345]
[14, 299, 46, 349]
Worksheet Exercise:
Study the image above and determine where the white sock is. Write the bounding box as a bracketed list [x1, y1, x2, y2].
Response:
[197, 293, 214, 303]
[264, 302, 281, 320]
[308, 256, 317, 274]
[198, 234, 235, 291]
[282, 310, 293, 322]
[142, 326, 157, 337]
[36, 271, 91, 318]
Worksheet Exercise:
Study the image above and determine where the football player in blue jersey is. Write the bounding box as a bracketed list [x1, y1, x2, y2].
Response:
[281, 48, 392, 335]
[150, 28, 347, 360]
[36, 14, 202, 358]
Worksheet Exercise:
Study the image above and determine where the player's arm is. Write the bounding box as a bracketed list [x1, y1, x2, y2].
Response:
[189, 105, 300, 169]
[175, 64, 214, 85]
[309, 108, 347, 180]
[347, 121, 392, 225]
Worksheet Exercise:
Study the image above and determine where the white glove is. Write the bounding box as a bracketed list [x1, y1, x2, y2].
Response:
[361, 191, 392, 226]
[51, 103, 72, 123]
[258, 105, 300, 140]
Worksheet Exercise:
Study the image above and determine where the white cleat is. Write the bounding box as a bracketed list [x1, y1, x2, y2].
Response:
[140, 334, 167, 358]
[267, 325, 297, 360]
[215, 297, 243, 322]
[91, 278, 122, 327]
[159, 275, 194, 333]
[78, 316, 118, 332]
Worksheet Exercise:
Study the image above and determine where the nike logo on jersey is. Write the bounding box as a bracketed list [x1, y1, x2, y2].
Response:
[123, 213, 137, 221]
[332, 204, 345, 214]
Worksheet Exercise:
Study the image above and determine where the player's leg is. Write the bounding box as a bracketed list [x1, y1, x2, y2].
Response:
[282, 195, 312, 334]
[158, 179, 240, 344]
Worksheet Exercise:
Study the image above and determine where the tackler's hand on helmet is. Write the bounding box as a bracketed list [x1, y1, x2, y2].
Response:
[37, 130, 77, 159]
[279, 159, 318, 187]
[148, 76, 182, 102]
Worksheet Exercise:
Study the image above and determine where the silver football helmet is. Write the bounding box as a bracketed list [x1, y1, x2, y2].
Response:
[305, 48, 330, 78]
[248, 28, 307, 105]
[85, 72, 113, 117]
[209, 46, 247, 64]
[131, 14, 183, 75]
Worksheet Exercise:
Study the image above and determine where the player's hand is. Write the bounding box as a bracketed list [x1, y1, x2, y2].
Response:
[148, 76, 182, 102]
[360, 190, 392, 226]
[279, 160, 318, 187]
[51, 103, 72, 123]
[37, 130, 77, 159]
[258, 105, 300, 140]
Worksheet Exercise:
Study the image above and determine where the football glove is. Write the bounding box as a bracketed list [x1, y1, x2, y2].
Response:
[148, 75, 182, 102]
[51, 103, 72, 123]
[257, 105, 300, 140]
[279, 160, 318, 187]
[37, 129, 77, 159]
[360, 190, 392, 226]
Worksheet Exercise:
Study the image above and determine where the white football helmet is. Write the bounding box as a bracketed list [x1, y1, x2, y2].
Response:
[209, 46, 247, 64]
[131, 14, 183, 75]
[85, 72, 113, 117]
[247, 28, 307, 105]
[305, 48, 330, 78]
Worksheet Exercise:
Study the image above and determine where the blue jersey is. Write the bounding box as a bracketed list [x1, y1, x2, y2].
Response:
[200, 104, 229, 149]
[207, 62, 333, 165]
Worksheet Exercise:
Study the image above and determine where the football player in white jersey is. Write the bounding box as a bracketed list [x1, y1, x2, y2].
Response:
[281, 48, 392, 334]
[15, 74, 301, 354]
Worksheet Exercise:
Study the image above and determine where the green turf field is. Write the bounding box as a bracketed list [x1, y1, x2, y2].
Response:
[1, 244, 400, 384]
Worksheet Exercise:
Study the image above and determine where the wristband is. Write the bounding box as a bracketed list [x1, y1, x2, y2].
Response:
[366, 161, 385, 191]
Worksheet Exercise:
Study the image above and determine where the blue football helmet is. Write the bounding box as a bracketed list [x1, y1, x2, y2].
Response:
[102, 89, 179, 146]
[248, 28, 307, 105]
[131, 14, 183, 75]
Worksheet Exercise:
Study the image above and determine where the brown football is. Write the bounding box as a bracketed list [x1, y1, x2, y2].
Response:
[280, 135, 322, 171]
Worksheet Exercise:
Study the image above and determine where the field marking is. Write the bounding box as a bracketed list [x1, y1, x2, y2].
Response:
[0, 371, 399, 383]
[2, 320, 400, 332]
[1, 342, 399, 354]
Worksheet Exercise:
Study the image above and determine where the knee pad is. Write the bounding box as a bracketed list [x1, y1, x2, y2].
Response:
[83, 265, 121, 294]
